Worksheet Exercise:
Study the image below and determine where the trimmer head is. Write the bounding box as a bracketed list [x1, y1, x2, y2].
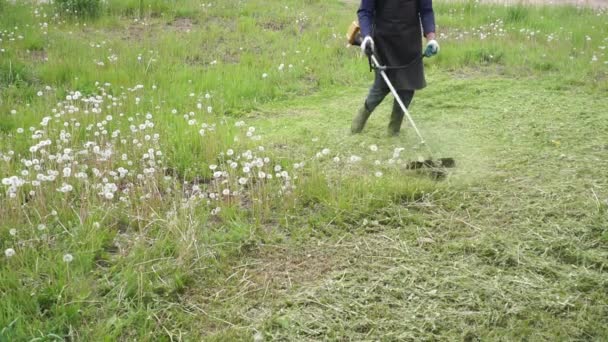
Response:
[405, 157, 456, 180]
[405, 157, 456, 170]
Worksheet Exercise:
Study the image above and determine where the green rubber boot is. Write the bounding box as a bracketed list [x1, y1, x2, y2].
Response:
[351, 104, 372, 134]
[387, 107, 405, 136]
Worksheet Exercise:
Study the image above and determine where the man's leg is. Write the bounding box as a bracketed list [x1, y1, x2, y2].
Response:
[388, 90, 415, 136]
[351, 72, 390, 134]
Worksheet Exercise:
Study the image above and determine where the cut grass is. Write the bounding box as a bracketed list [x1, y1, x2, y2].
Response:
[184, 74, 608, 340]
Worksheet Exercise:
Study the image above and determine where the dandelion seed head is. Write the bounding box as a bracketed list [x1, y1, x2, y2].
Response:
[349, 155, 362, 163]
[57, 183, 73, 193]
[63, 253, 74, 263]
[5, 248, 16, 258]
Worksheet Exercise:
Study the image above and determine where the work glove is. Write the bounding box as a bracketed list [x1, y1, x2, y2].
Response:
[424, 39, 440, 57]
[361, 36, 374, 57]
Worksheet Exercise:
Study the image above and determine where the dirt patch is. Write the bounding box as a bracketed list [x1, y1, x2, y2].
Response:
[120, 22, 157, 42]
[258, 20, 287, 32]
[124, 24, 144, 41]
[168, 17, 194, 33]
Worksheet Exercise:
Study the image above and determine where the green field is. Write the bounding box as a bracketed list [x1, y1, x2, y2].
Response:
[1, 0, 607, 340]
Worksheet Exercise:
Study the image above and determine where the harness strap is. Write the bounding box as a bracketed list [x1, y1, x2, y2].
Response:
[368, 54, 423, 72]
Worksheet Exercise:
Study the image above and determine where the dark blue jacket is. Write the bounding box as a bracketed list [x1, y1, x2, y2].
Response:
[357, 0, 436, 38]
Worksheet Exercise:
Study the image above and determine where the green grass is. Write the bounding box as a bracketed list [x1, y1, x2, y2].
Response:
[241, 74, 608, 340]
[1, 0, 607, 340]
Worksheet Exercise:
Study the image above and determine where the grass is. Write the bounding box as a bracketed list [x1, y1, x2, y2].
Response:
[244, 75, 608, 340]
[1, 0, 607, 340]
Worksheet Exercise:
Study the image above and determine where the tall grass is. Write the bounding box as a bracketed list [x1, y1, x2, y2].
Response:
[54, 0, 102, 18]
[506, 4, 529, 23]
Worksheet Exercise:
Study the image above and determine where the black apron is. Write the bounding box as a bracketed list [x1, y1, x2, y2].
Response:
[373, 0, 426, 90]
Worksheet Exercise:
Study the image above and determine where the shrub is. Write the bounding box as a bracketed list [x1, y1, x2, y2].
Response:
[54, 0, 101, 18]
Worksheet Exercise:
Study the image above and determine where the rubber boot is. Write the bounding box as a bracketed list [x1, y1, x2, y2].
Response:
[351, 103, 372, 134]
[387, 107, 405, 136]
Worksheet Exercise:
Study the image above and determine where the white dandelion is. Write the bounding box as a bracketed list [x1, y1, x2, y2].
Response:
[63, 253, 74, 263]
[349, 155, 362, 163]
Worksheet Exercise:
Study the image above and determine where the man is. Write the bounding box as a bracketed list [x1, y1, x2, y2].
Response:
[352, 0, 439, 136]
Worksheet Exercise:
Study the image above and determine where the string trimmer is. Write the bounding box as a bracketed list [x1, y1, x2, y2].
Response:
[369, 53, 455, 172]
[347, 23, 455, 173]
